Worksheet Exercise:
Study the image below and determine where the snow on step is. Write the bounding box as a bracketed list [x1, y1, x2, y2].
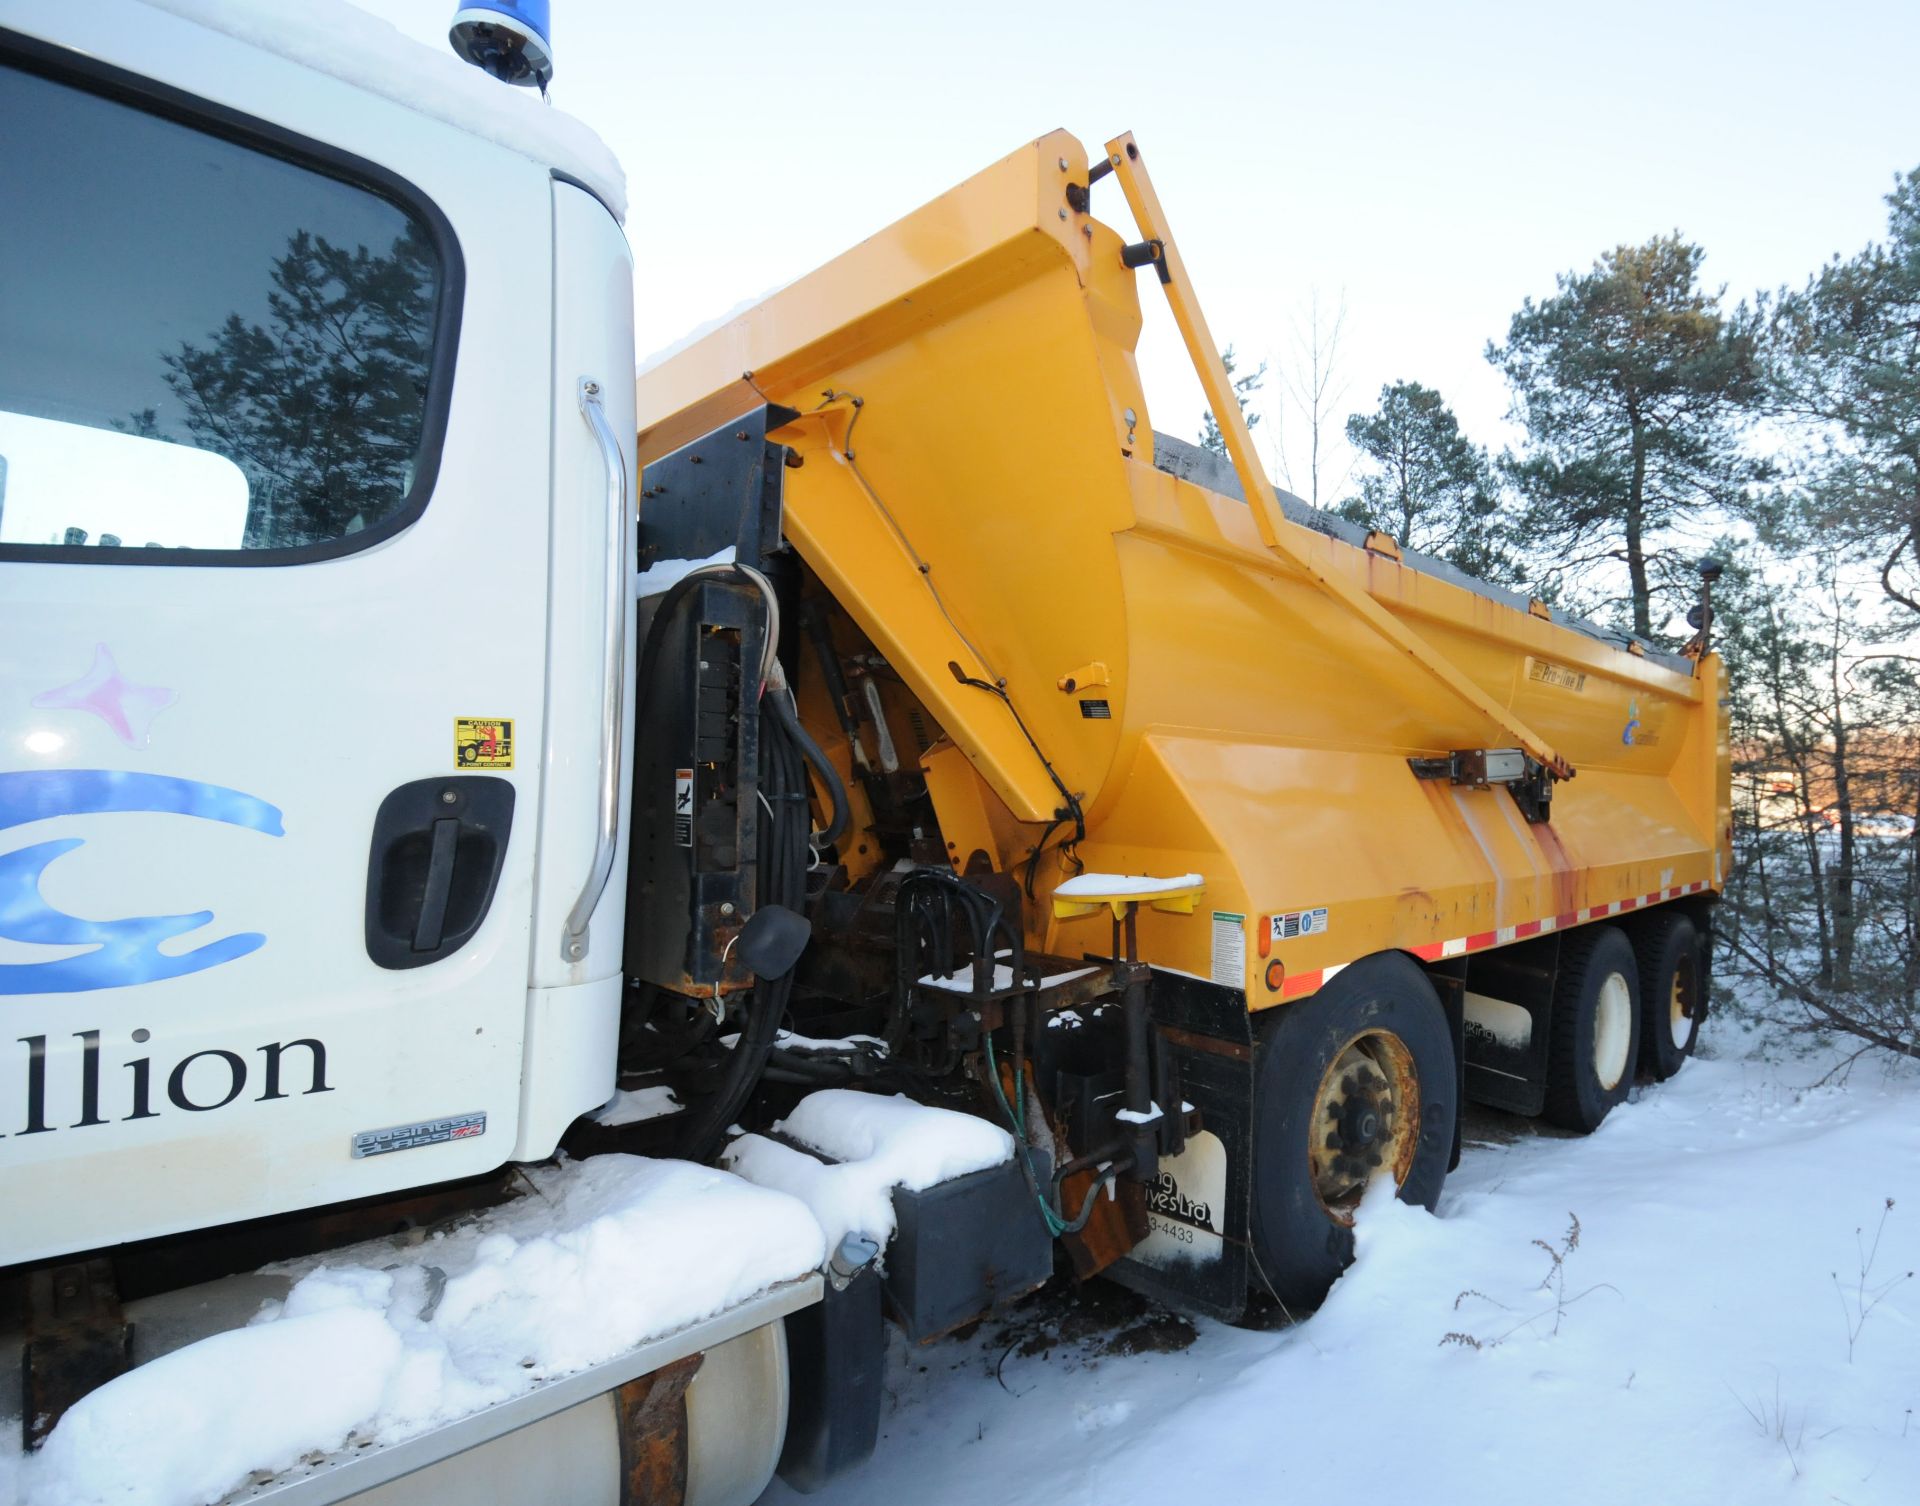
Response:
[771, 1027, 890, 1054]
[917, 959, 1098, 993]
[1053, 871, 1203, 897]
[22, 1157, 822, 1506]
[725, 1090, 1014, 1257]
[589, 1083, 682, 1126]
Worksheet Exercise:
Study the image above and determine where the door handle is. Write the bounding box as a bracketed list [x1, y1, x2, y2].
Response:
[562, 376, 630, 963]
[366, 777, 515, 970]
[413, 817, 460, 952]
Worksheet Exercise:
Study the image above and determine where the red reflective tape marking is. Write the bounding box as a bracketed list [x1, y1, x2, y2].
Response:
[1272, 881, 1713, 1002]
[1280, 969, 1323, 1000]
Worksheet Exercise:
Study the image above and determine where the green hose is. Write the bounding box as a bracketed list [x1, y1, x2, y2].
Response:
[983, 1034, 1107, 1238]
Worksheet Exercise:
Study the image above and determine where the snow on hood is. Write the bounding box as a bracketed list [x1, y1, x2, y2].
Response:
[141, 0, 627, 221]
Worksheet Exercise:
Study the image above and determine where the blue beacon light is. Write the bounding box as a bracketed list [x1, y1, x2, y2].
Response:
[448, 1, 554, 91]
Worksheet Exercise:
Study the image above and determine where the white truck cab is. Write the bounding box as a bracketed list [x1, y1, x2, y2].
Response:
[0, 8, 825, 1490]
[0, 0, 634, 1265]
[0, 10, 825, 1504]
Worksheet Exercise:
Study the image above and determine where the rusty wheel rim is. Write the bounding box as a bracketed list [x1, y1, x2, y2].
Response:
[1669, 970, 1692, 1049]
[1308, 1030, 1420, 1222]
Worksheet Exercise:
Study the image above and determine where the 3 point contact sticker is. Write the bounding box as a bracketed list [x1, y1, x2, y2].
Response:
[454, 718, 514, 769]
[1270, 907, 1328, 942]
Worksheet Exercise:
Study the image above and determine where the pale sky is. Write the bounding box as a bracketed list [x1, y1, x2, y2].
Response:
[358, 0, 1918, 504]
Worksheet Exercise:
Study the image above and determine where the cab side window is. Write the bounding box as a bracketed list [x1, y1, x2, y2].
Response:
[0, 60, 450, 559]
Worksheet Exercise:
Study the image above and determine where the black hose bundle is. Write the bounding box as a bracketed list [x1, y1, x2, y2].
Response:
[764, 686, 850, 849]
[639, 564, 850, 1161]
[672, 679, 813, 1162]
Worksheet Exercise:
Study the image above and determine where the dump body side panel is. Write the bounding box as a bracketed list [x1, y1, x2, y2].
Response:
[634, 131, 1729, 1008]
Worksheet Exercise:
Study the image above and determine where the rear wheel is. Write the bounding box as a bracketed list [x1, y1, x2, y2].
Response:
[1250, 953, 1456, 1309]
[1544, 925, 1641, 1132]
[1635, 912, 1702, 1080]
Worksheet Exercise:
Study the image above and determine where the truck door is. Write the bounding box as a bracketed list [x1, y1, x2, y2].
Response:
[0, 26, 563, 1261]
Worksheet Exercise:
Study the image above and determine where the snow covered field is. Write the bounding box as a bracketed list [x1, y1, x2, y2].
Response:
[771, 1025, 1920, 1506]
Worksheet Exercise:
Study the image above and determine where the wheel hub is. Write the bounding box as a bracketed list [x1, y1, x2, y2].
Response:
[1593, 971, 1633, 1090]
[1309, 1034, 1420, 1220]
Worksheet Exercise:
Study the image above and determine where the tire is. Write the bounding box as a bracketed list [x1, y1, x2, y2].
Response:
[1635, 912, 1702, 1081]
[1250, 952, 1457, 1309]
[1544, 925, 1641, 1133]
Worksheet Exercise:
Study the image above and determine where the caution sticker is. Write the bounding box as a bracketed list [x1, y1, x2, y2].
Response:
[673, 767, 694, 847]
[454, 718, 514, 769]
[1270, 907, 1329, 942]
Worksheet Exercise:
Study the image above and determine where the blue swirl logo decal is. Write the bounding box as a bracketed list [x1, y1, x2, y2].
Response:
[0, 770, 284, 995]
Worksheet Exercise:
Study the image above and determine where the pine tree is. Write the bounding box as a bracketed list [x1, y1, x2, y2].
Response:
[1768, 165, 1920, 623]
[1340, 380, 1514, 583]
[1489, 235, 1760, 640]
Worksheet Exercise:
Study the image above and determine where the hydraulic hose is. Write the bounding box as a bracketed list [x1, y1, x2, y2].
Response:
[765, 681, 851, 848]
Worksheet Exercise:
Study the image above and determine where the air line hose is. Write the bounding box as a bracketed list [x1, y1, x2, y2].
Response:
[764, 680, 851, 848]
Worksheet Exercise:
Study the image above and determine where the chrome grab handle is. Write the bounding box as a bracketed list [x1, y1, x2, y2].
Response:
[563, 377, 629, 962]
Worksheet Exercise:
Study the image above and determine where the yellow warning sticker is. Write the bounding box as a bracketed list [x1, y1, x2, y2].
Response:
[454, 718, 514, 769]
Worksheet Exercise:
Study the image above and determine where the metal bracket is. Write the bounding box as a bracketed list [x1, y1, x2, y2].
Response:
[22, 1259, 131, 1450]
[1409, 748, 1555, 823]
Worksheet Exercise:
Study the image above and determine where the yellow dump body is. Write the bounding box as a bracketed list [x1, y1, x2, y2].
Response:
[635, 130, 1733, 1009]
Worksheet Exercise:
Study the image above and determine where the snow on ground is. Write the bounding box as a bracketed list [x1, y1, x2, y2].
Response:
[767, 1027, 1920, 1506]
[5, 1157, 823, 1506]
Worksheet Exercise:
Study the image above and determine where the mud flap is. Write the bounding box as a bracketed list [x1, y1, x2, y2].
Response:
[779, 1268, 883, 1493]
[1101, 972, 1252, 1322]
[1457, 933, 1558, 1117]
